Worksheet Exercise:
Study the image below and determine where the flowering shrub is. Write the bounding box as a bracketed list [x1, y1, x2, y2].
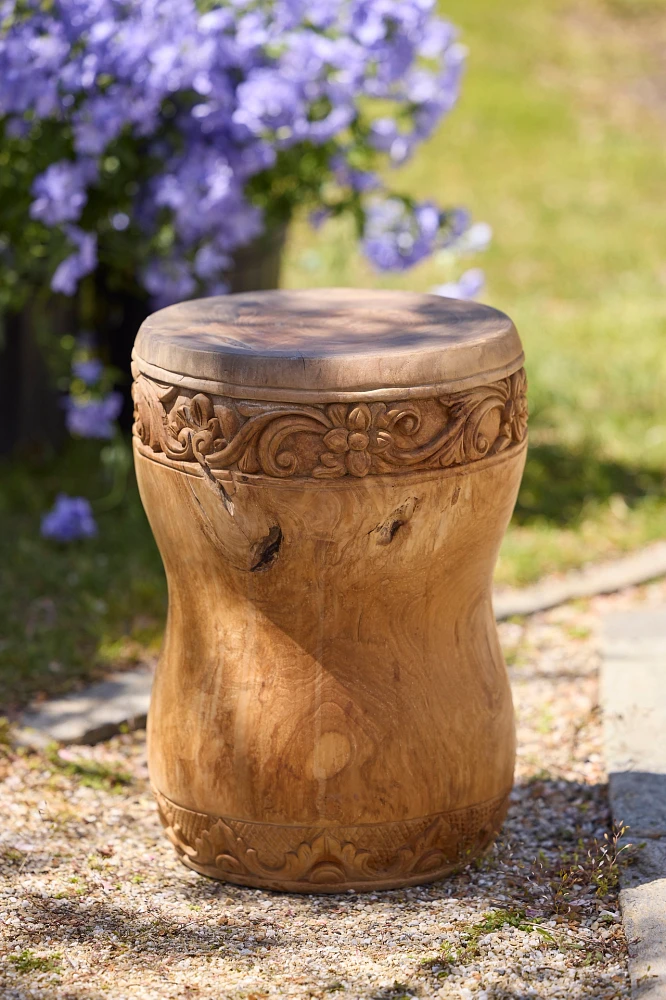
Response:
[0, 0, 472, 308]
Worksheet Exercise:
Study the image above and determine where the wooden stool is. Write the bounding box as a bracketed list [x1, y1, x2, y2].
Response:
[131, 289, 527, 893]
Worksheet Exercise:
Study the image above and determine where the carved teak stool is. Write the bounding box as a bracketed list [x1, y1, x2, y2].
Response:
[131, 289, 527, 893]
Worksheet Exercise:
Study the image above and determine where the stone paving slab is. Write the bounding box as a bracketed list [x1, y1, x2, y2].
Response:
[602, 608, 666, 1000]
[495, 541, 666, 619]
[16, 663, 154, 746]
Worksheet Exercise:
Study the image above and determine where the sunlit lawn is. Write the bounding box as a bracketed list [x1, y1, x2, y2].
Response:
[0, 443, 166, 712]
[2, 0, 666, 710]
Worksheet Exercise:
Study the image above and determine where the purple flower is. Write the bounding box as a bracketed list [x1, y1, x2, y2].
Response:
[233, 70, 305, 135]
[331, 155, 380, 192]
[431, 268, 485, 301]
[73, 358, 104, 385]
[306, 105, 355, 142]
[363, 198, 441, 272]
[51, 227, 97, 295]
[73, 95, 128, 155]
[65, 391, 122, 438]
[309, 207, 331, 230]
[368, 117, 399, 152]
[418, 18, 458, 59]
[367, 118, 415, 164]
[142, 256, 197, 307]
[194, 244, 231, 281]
[41, 494, 97, 542]
[455, 221, 492, 254]
[111, 212, 130, 231]
[30, 160, 96, 225]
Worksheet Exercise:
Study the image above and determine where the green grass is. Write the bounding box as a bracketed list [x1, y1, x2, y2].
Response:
[424, 908, 554, 977]
[3, 0, 666, 709]
[9, 949, 62, 975]
[0, 440, 165, 712]
[45, 745, 134, 790]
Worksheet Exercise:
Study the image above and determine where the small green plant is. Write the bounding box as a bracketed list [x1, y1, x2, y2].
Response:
[431, 908, 552, 974]
[46, 745, 132, 791]
[503, 646, 526, 668]
[536, 707, 555, 735]
[422, 941, 456, 978]
[528, 768, 554, 784]
[590, 825, 632, 896]
[9, 949, 61, 974]
[439, 941, 455, 965]
[527, 824, 632, 915]
[1, 846, 24, 864]
[637, 965, 659, 987]
[458, 909, 536, 960]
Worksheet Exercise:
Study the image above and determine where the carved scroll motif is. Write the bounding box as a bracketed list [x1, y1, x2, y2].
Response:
[132, 368, 527, 480]
[154, 789, 509, 889]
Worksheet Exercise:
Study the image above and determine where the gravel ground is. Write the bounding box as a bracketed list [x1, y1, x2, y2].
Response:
[4, 580, 666, 1000]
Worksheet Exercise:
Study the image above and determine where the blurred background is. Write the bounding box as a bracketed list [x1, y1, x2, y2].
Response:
[1, 0, 665, 715]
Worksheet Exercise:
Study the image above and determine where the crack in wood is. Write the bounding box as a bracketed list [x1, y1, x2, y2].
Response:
[372, 496, 419, 546]
[250, 525, 283, 572]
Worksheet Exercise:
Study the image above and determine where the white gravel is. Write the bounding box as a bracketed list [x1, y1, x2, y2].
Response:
[4, 578, 664, 999]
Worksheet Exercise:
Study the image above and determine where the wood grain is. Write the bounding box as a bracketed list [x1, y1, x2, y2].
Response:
[134, 289, 524, 399]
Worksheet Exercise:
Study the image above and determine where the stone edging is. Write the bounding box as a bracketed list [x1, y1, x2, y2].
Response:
[494, 541, 666, 620]
[601, 609, 666, 1000]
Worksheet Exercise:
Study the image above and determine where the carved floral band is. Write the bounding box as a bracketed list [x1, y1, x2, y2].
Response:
[132, 367, 527, 480]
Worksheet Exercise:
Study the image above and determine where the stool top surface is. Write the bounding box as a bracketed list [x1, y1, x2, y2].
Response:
[134, 289, 523, 398]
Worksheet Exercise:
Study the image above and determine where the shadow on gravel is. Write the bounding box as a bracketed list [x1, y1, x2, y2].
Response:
[4, 992, 102, 1000]
[16, 894, 250, 958]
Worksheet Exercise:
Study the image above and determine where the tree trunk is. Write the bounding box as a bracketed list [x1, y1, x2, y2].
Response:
[0, 299, 73, 457]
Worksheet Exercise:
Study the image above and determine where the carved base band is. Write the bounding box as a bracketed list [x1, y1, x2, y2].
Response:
[154, 789, 511, 893]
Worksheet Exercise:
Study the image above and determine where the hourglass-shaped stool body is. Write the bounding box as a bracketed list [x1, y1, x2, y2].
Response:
[131, 289, 527, 892]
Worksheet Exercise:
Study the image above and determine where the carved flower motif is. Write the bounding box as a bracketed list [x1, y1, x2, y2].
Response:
[166, 393, 226, 458]
[495, 370, 528, 451]
[316, 403, 392, 478]
[508, 369, 528, 441]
